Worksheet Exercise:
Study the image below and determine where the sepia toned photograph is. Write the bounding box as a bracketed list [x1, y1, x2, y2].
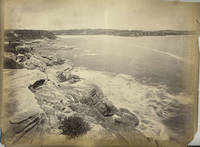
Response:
[1, 0, 200, 146]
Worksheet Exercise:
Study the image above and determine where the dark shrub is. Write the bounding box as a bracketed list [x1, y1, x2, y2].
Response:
[59, 116, 90, 138]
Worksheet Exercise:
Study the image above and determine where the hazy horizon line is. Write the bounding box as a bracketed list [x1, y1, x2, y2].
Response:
[5, 28, 195, 31]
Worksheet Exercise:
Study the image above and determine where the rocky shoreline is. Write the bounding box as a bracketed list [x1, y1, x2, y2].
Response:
[3, 32, 145, 145]
[2, 31, 193, 146]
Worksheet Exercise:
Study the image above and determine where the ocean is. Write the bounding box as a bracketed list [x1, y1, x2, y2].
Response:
[51, 35, 193, 95]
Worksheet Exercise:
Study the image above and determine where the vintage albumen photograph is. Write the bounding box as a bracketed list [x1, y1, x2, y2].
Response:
[2, 0, 199, 146]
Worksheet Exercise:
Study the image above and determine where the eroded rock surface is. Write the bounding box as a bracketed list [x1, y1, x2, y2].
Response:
[4, 37, 140, 144]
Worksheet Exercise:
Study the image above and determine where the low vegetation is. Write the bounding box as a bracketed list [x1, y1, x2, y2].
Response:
[59, 116, 91, 138]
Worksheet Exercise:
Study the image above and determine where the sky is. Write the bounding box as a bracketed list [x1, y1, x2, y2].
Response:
[4, 0, 199, 30]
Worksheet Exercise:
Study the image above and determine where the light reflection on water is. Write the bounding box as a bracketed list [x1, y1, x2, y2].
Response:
[55, 35, 193, 94]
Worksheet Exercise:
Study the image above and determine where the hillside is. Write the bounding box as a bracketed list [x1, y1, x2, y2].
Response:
[5, 29, 56, 41]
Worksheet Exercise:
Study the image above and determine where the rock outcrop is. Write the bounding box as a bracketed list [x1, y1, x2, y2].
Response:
[6, 108, 47, 144]
[3, 36, 140, 144]
[3, 69, 47, 144]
